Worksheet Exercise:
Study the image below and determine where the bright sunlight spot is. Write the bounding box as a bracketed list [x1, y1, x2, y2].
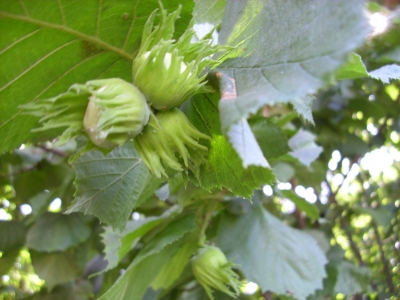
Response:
[352, 214, 372, 228]
[242, 281, 259, 295]
[281, 199, 296, 214]
[332, 150, 342, 162]
[277, 182, 292, 190]
[49, 198, 62, 212]
[191, 23, 218, 45]
[263, 185, 273, 196]
[132, 212, 140, 220]
[0, 208, 11, 220]
[20, 204, 32, 215]
[360, 147, 400, 178]
[369, 13, 389, 35]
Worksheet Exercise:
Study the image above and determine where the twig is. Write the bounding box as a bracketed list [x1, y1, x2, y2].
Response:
[263, 291, 273, 300]
[293, 208, 305, 229]
[39, 145, 68, 157]
[341, 220, 365, 266]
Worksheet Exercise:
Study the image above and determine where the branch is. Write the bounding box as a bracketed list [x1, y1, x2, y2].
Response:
[372, 222, 395, 294]
[341, 220, 365, 266]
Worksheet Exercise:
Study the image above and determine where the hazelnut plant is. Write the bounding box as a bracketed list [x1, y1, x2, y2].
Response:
[1, 1, 400, 300]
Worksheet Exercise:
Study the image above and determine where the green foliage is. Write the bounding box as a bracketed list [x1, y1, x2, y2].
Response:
[68, 143, 160, 230]
[216, 202, 327, 300]
[1, 1, 400, 300]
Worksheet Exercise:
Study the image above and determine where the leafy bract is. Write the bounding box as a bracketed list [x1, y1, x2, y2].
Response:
[216, 204, 327, 300]
[67, 143, 161, 230]
[26, 212, 91, 252]
[0, 0, 193, 154]
[99, 214, 196, 300]
[216, 0, 370, 131]
[101, 205, 181, 273]
[183, 94, 275, 199]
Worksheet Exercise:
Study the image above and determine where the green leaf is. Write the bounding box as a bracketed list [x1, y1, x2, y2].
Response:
[288, 129, 323, 167]
[0, 0, 193, 154]
[334, 261, 371, 295]
[335, 53, 368, 80]
[67, 143, 161, 230]
[193, 0, 226, 25]
[31, 280, 94, 300]
[100, 241, 180, 300]
[216, 0, 369, 130]
[99, 214, 196, 300]
[292, 161, 327, 188]
[0, 249, 20, 276]
[26, 212, 91, 252]
[183, 94, 275, 199]
[277, 189, 319, 220]
[215, 205, 327, 300]
[369, 64, 400, 83]
[354, 206, 393, 227]
[249, 117, 291, 160]
[151, 235, 198, 290]
[226, 118, 270, 168]
[101, 205, 181, 273]
[0, 220, 26, 252]
[31, 251, 80, 290]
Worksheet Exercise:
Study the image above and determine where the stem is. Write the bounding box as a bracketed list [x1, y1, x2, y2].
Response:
[293, 208, 305, 229]
[372, 222, 395, 294]
[198, 199, 218, 247]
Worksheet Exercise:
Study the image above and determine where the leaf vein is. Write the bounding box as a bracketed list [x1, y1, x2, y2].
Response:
[0, 39, 78, 92]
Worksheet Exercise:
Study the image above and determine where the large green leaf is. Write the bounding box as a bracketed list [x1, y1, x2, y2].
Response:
[99, 214, 196, 300]
[333, 261, 371, 295]
[101, 205, 181, 273]
[183, 94, 275, 199]
[193, 0, 226, 25]
[0, 220, 26, 252]
[215, 204, 327, 300]
[31, 251, 81, 290]
[67, 143, 161, 230]
[26, 212, 91, 252]
[216, 0, 369, 131]
[151, 233, 198, 290]
[0, 249, 20, 276]
[0, 0, 193, 154]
